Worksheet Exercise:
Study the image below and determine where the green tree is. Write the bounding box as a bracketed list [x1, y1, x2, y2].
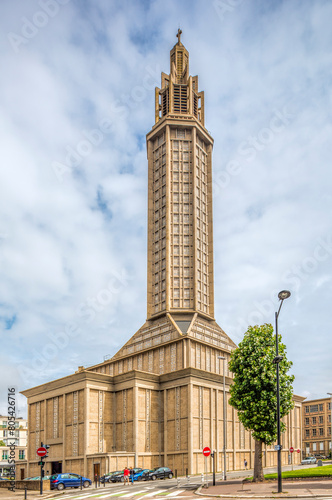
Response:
[228, 323, 294, 482]
[0, 440, 5, 446]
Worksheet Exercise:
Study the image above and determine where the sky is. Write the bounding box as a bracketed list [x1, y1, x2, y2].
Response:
[0, 0, 331, 418]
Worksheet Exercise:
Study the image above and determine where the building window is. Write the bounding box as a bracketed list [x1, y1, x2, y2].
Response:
[319, 404, 323, 411]
[312, 429, 317, 437]
[310, 405, 318, 413]
[320, 442, 324, 451]
[305, 429, 309, 437]
[19, 450, 25, 459]
[319, 416, 323, 424]
[313, 442, 317, 451]
[305, 406, 309, 413]
[2, 451, 8, 460]
[305, 417, 309, 425]
[329, 415, 331, 423]
[319, 428, 324, 436]
[312, 417, 316, 425]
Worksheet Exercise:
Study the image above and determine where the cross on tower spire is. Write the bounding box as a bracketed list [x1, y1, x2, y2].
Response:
[176, 28, 182, 44]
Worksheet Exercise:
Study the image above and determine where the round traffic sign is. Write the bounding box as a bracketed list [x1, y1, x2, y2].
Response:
[297, 449, 301, 453]
[290, 447, 294, 453]
[203, 446, 211, 457]
[36, 447, 47, 457]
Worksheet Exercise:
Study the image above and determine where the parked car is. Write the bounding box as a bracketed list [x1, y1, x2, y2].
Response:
[144, 467, 173, 480]
[301, 457, 317, 465]
[101, 470, 123, 483]
[50, 473, 91, 490]
[111, 468, 143, 482]
[133, 469, 153, 481]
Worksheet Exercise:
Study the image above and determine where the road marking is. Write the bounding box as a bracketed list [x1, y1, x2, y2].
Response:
[165, 491, 185, 497]
[93, 490, 128, 497]
[72, 494, 107, 499]
[121, 490, 149, 498]
[134, 490, 165, 498]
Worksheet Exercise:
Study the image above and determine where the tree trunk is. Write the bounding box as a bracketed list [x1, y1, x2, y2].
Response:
[253, 439, 264, 482]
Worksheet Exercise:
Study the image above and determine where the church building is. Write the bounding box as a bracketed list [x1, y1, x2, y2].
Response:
[22, 32, 303, 479]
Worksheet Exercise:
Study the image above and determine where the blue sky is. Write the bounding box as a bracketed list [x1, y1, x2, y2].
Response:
[0, 0, 332, 417]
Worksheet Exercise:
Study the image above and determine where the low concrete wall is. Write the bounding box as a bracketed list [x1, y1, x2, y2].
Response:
[0, 480, 50, 490]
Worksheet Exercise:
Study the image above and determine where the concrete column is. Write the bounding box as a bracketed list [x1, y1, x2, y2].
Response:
[62, 394, 66, 472]
[84, 388, 89, 476]
[164, 389, 168, 466]
[188, 382, 193, 474]
[133, 384, 138, 467]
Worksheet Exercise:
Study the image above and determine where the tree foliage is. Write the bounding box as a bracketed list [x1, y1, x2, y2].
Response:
[229, 323, 294, 445]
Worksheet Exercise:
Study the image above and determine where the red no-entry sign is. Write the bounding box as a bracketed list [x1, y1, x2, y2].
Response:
[36, 447, 47, 457]
[290, 447, 294, 453]
[297, 449, 301, 453]
[203, 446, 211, 457]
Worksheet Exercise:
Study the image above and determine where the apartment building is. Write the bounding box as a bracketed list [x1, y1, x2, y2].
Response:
[0, 416, 27, 478]
[303, 398, 332, 457]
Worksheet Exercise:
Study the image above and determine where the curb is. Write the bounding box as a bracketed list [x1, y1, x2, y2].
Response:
[194, 484, 332, 498]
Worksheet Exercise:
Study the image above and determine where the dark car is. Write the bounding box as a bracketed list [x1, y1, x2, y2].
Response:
[112, 468, 143, 482]
[101, 470, 123, 483]
[145, 467, 173, 480]
[50, 473, 91, 490]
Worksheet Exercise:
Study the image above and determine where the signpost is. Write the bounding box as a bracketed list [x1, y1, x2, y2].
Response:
[290, 447, 294, 470]
[37, 443, 50, 495]
[202, 447, 211, 487]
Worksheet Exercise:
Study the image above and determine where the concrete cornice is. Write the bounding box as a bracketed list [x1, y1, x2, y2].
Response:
[146, 116, 214, 145]
[20, 370, 112, 399]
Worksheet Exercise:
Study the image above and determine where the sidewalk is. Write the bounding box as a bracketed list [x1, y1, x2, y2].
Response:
[196, 479, 332, 498]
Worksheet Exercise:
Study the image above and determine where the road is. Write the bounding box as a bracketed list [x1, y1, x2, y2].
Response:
[1, 463, 331, 500]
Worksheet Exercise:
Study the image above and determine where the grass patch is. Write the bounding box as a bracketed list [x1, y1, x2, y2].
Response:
[264, 465, 332, 480]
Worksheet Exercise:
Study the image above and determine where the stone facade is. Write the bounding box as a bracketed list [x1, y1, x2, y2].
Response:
[22, 33, 304, 480]
[303, 397, 332, 458]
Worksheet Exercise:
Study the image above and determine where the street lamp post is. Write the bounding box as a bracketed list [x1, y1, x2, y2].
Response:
[327, 393, 332, 459]
[273, 290, 291, 494]
[218, 356, 227, 481]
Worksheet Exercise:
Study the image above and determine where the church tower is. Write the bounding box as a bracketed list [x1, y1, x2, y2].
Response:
[147, 29, 214, 322]
[21, 32, 304, 481]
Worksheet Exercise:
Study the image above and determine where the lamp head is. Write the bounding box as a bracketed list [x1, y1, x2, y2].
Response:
[278, 290, 291, 301]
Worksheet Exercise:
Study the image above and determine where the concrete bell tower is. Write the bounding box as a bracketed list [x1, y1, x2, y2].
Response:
[147, 29, 215, 325]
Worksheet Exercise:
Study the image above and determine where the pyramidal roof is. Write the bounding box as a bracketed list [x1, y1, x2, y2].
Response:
[110, 314, 236, 362]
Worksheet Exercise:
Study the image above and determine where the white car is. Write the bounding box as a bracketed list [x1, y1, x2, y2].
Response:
[301, 457, 317, 465]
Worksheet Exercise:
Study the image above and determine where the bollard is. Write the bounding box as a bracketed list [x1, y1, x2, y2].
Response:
[24, 487, 27, 499]
[177, 478, 180, 488]
[175, 469, 177, 479]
